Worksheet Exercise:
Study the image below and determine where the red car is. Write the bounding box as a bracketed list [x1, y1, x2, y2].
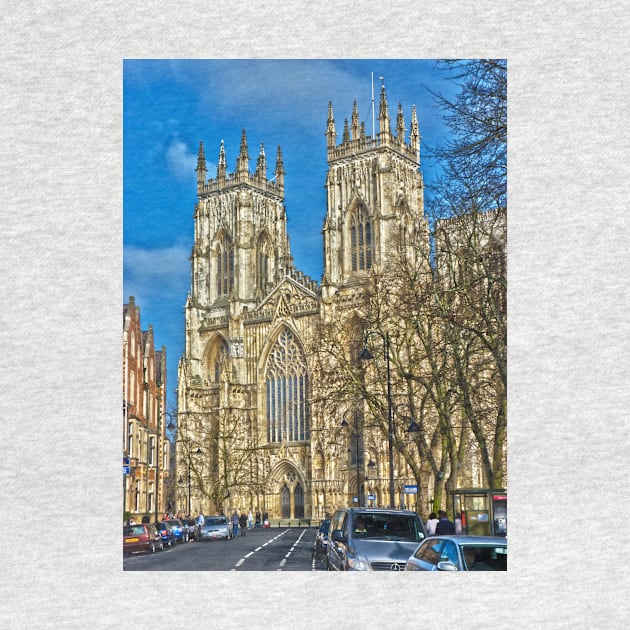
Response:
[123, 523, 164, 555]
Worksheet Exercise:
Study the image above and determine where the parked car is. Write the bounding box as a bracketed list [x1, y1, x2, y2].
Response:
[327, 508, 427, 571]
[198, 515, 233, 541]
[168, 518, 190, 543]
[123, 523, 163, 555]
[315, 518, 330, 555]
[405, 535, 507, 571]
[155, 521, 176, 548]
[183, 518, 198, 541]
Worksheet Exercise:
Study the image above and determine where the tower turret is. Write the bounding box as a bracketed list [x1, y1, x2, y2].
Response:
[217, 139, 227, 184]
[236, 128, 250, 179]
[196, 141, 207, 194]
[378, 84, 391, 142]
[274, 145, 285, 190]
[351, 100, 360, 140]
[342, 118, 350, 144]
[396, 102, 406, 145]
[410, 105, 420, 162]
[255, 143, 267, 181]
[326, 101, 337, 150]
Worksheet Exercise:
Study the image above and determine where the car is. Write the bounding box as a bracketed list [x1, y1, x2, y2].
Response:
[183, 518, 199, 541]
[168, 518, 190, 543]
[155, 521, 176, 548]
[327, 508, 427, 571]
[123, 523, 163, 555]
[198, 515, 233, 541]
[315, 518, 330, 555]
[405, 535, 507, 571]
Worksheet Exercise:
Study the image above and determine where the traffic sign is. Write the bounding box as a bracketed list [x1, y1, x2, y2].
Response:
[367, 494, 376, 500]
[404, 485, 418, 494]
[123, 465, 130, 475]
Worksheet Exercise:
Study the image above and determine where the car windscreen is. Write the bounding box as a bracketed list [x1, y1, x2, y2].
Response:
[124, 525, 146, 535]
[204, 517, 227, 525]
[353, 513, 424, 542]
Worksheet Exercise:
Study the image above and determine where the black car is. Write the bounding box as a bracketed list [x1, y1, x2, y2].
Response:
[155, 521, 176, 548]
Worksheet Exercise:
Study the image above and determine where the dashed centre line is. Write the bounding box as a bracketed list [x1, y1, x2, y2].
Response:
[233, 529, 291, 569]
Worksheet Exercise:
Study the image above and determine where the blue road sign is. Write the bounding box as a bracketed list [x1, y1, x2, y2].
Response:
[404, 485, 418, 494]
[123, 465, 130, 475]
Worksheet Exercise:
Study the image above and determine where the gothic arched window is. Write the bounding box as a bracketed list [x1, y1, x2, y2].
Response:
[350, 205, 373, 271]
[265, 327, 310, 443]
[212, 339, 229, 383]
[256, 233, 271, 293]
[216, 234, 234, 297]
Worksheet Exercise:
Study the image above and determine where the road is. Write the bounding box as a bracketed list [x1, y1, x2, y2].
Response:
[123, 526, 328, 571]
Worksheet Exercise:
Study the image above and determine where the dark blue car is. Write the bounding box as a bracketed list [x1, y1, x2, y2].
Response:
[168, 518, 189, 543]
[155, 521, 176, 548]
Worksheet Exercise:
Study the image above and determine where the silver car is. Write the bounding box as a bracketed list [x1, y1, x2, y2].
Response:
[197, 515, 233, 541]
[327, 508, 427, 571]
[405, 535, 507, 571]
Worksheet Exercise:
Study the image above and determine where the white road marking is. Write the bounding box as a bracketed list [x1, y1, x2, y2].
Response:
[235, 559, 244, 567]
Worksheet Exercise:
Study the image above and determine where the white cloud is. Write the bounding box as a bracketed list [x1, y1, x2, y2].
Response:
[124, 242, 190, 295]
[165, 139, 197, 182]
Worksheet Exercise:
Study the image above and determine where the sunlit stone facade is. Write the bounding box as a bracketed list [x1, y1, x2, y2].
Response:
[177, 88, 429, 519]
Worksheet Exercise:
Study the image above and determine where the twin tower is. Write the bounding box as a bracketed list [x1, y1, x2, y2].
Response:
[177, 85, 427, 518]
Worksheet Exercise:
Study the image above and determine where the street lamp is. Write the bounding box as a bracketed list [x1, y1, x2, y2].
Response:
[360, 331, 395, 509]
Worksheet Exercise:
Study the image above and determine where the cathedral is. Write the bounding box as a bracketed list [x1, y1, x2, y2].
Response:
[176, 86, 439, 520]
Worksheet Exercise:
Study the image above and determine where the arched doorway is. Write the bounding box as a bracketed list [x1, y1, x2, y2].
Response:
[281, 484, 290, 518]
[294, 483, 304, 518]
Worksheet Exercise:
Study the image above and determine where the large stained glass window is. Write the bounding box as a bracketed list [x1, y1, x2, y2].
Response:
[350, 205, 373, 271]
[265, 327, 310, 443]
[216, 234, 234, 297]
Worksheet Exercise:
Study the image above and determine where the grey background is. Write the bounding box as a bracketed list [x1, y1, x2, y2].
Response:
[1, 1, 629, 627]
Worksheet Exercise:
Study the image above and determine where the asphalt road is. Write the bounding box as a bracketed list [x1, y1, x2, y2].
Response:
[123, 526, 328, 571]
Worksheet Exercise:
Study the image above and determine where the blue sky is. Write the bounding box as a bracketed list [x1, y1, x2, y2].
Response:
[123, 59, 458, 409]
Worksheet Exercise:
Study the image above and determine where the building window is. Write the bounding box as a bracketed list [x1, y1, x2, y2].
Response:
[265, 327, 309, 443]
[350, 205, 373, 271]
[149, 436, 155, 466]
[256, 234, 271, 292]
[213, 339, 229, 382]
[216, 235, 234, 297]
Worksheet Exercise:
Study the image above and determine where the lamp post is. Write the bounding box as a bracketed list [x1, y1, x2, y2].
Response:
[360, 331, 395, 509]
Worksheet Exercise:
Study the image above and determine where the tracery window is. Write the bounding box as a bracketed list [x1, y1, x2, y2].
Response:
[350, 205, 373, 271]
[216, 234, 234, 297]
[256, 234, 271, 292]
[213, 339, 229, 382]
[265, 327, 309, 443]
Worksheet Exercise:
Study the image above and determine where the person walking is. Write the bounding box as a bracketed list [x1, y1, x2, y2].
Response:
[231, 510, 239, 537]
[255, 510, 261, 528]
[247, 510, 254, 529]
[239, 511, 248, 536]
[262, 510, 269, 528]
[426, 512, 439, 536]
[435, 509, 456, 535]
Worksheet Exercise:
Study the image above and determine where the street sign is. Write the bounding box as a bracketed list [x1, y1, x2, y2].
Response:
[123, 457, 130, 466]
[367, 494, 376, 500]
[123, 466, 130, 475]
[404, 485, 418, 494]
[353, 496, 358, 503]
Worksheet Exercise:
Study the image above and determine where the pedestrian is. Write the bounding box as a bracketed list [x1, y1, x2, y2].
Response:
[426, 512, 439, 536]
[231, 510, 239, 537]
[435, 509, 456, 535]
[239, 511, 248, 536]
[247, 510, 254, 529]
[263, 510, 269, 528]
[255, 510, 261, 528]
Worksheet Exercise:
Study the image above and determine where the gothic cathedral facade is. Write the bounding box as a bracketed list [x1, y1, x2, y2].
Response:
[177, 86, 427, 519]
